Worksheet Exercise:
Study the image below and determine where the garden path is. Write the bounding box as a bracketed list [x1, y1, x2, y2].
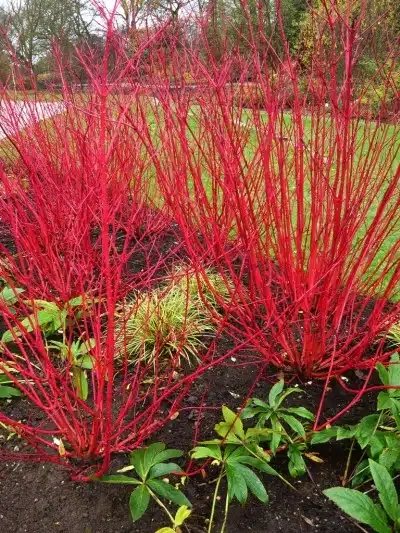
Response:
[0, 100, 64, 140]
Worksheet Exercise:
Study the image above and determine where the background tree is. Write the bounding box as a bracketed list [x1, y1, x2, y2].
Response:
[5, 0, 95, 74]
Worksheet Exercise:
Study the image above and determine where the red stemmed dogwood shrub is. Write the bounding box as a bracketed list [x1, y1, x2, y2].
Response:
[0, 12, 236, 478]
[151, 1, 400, 379]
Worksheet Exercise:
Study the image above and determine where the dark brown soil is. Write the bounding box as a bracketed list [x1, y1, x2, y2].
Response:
[0, 362, 377, 533]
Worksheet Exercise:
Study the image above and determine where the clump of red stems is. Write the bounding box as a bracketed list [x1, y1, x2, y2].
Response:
[0, 1, 399, 477]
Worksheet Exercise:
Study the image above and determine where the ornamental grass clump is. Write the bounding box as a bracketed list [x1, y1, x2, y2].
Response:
[115, 285, 214, 368]
[171, 265, 235, 312]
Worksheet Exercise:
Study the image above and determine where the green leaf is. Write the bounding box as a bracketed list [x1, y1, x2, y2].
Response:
[288, 445, 306, 478]
[336, 426, 358, 441]
[149, 463, 183, 479]
[214, 422, 242, 443]
[191, 445, 222, 461]
[226, 463, 248, 504]
[388, 353, 400, 389]
[78, 355, 94, 370]
[369, 459, 399, 522]
[376, 363, 389, 387]
[235, 456, 279, 477]
[0, 385, 22, 398]
[143, 442, 167, 474]
[154, 449, 184, 463]
[351, 460, 370, 488]
[129, 484, 150, 522]
[72, 368, 88, 401]
[311, 427, 337, 444]
[285, 407, 314, 420]
[68, 296, 84, 308]
[369, 434, 386, 460]
[234, 464, 268, 503]
[377, 392, 392, 411]
[379, 447, 400, 471]
[268, 379, 284, 408]
[174, 505, 192, 527]
[99, 474, 141, 485]
[155, 528, 175, 533]
[0, 286, 24, 305]
[147, 479, 191, 508]
[324, 487, 391, 533]
[270, 416, 283, 454]
[356, 415, 380, 449]
[220, 405, 245, 440]
[280, 414, 306, 437]
[130, 449, 147, 480]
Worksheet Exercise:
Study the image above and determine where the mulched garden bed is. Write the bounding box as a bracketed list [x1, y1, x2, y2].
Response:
[0, 361, 377, 533]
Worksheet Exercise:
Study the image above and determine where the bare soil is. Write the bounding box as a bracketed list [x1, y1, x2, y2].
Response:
[0, 362, 377, 533]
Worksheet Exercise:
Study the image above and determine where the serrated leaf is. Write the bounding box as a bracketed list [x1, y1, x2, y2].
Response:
[245, 427, 273, 440]
[68, 295, 85, 307]
[147, 479, 191, 508]
[214, 422, 242, 442]
[154, 449, 184, 463]
[311, 427, 338, 444]
[356, 415, 380, 449]
[379, 448, 400, 471]
[285, 407, 314, 420]
[130, 449, 146, 479]
[369, 434, 386, 460]
[234, 464, 268, 503]
[336, 426, 358, 440]
[377, 392, 392, 411]
[0, 286, 24, 305]
[270, 416, 282, 454]
[376, 363, 389, 387]
[226, 463, 248, 504]
[221, 405, 245, 440]
[143, 443, 167, 474]
[129, 484, 150, 522]
[235, 456, 279, 476]
[149, 463, 183, 479]
[191, 445, 222, 461]
[268, 379, 284, 408]
[324, 487, 391, 533]
[369, 460, 399, 522]
[280, 414, 306, 437]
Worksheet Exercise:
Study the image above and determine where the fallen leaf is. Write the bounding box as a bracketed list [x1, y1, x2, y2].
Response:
[304, 452, 324, 463]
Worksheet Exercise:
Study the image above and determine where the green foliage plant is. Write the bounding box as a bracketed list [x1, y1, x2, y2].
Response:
[191, 405, 291, 533]
[241, 379, 316, 477]
[324, 460, 400, 533]
[48, 337, 95, 400]
[99, 443, 191, 525]
[1, 294, 96, 343]
[311, 354, 400, 486]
